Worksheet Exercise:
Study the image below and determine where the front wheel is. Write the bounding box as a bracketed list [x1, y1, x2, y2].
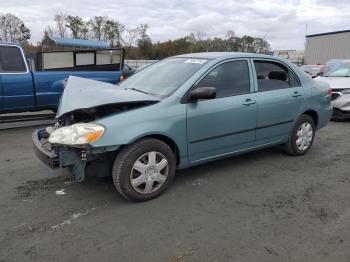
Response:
[112, 138, 176, 201]
[284, 115, 316, 156]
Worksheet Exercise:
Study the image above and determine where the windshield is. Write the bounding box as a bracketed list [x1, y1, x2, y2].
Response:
[118, 57, 208, 97]
[323, 62, 350, 77]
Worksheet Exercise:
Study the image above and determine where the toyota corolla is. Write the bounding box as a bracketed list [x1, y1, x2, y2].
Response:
[33, 52, 332, 201]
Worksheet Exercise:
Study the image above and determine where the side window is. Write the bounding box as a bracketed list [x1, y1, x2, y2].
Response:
[254, 61, 298, 92]
[196, 60, 250, 98]
[289, 71, 300, 87]
[0, 46, 27, 73]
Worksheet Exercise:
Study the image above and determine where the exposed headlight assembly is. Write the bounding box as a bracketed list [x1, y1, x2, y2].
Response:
[48, 123, 105, 146]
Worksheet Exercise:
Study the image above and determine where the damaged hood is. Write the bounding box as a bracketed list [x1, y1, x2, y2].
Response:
[56, 76, 160, 118]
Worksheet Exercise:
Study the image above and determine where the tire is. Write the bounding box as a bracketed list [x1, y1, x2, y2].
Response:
[112, 138, 176, 201]
[284, 115, 316, 156]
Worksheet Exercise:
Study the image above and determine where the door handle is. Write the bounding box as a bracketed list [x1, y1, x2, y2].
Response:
[292, 92, 302, 98]
[242, 99, 256, 106]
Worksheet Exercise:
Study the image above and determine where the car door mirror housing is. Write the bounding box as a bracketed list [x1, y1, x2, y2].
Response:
[189, 87, 216, 101]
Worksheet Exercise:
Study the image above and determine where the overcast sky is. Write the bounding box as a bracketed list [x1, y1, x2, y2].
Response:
[1, 0, 350, 50]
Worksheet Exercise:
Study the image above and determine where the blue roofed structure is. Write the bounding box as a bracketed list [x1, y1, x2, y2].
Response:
[43, 36, 110, 49]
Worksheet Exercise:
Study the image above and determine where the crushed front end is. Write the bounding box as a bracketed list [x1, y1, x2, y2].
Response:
[32, 124, 118, 182]
[31, 76, 160, 181]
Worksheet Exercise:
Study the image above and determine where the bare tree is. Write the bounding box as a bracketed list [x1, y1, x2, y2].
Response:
[80, 22, 89, 39]
[44, 25, 54, 37]
[225, 30, 235, 40]
[124, 27, 138, 54]
[54, 12, 67, 37]
[0, 13, 31, 45]
[195, 31, 206, 41]
[137, 24, 149, 40]
[225, 30, 237, 51]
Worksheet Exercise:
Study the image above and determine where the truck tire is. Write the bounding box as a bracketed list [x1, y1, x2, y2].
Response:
[112, 138, 176, 201]
[284, 114, 316, 156]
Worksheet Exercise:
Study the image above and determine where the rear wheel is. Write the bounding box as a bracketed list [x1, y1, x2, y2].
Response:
[112, 138, 176, 201]
[284, 115, 316, 156]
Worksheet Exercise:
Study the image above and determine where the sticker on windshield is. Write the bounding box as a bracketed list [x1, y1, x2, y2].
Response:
[184, 59, 207, 64]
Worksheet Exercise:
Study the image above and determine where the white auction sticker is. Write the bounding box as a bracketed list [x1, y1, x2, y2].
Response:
[184, 59, 207, 64]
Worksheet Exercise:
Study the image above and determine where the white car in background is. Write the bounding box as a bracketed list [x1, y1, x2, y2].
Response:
[315, 60, 350, 119]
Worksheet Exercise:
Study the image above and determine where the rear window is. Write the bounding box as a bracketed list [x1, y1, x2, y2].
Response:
[96, 50, 122, 65]
[42, 52, 74, 69]
[38, 49, 123, 70]
[0, 46, 27, 73]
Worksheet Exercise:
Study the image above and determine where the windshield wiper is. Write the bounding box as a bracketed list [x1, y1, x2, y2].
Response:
[128, 88, 150, 95]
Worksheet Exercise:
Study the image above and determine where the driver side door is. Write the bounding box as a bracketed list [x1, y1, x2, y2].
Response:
[186, 59, 257, 164]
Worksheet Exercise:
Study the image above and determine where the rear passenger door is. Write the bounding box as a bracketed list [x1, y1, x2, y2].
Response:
[253, 59, 304, 145]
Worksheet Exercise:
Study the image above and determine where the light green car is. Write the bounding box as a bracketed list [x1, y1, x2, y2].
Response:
[33, 52, 333, 201]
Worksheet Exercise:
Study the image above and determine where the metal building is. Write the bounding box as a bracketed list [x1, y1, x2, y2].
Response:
[305, 30, 350, 64]
[273, 50, 304, 66]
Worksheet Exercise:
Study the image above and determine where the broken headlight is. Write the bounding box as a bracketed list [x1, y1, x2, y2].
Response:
[48, 123, 105, 146]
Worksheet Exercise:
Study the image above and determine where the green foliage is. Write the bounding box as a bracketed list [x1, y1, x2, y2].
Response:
[66, 15, 85, 38]
[102, 19, 125, 47]
[88, 16, 106, 41]
[49, 14, 272, 59]
[136, 24, 152, 58]
[131, 33, 271, 59]
[3, 11, 271, 59]
[0, 13, 31, 45]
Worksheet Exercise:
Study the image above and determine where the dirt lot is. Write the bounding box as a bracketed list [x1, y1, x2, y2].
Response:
[0, 121, 349, 262]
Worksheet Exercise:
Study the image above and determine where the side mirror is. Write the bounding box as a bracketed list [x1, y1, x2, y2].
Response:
[189, 87, 216, 101]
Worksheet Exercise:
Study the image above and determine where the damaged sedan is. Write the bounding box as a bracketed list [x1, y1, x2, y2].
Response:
[33, 53, 333, 201]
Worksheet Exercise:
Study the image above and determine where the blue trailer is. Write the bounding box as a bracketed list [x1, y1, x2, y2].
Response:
[0, 43, 125, 113]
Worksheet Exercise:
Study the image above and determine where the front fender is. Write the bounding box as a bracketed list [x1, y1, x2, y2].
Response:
[92, 101, 188, 162]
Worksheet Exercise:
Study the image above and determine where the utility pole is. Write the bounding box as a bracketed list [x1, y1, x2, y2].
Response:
[304, 24, 309, 50]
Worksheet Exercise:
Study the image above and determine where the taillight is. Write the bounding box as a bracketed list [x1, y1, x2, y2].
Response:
[328, 88, 332, 96]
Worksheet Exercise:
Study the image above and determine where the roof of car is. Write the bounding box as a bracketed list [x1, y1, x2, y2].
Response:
[174, 52, 278, 60]
[0, 42, 21, 47]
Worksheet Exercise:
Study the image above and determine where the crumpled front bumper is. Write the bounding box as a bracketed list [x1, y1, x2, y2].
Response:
[32, 129, 59, 168]
[32, 127, 119, 181]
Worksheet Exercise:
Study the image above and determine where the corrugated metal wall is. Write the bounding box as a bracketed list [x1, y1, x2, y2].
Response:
[305, 32, 350, 64]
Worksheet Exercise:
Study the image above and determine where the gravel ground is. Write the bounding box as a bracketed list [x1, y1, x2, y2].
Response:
[0, 121, 349, 262]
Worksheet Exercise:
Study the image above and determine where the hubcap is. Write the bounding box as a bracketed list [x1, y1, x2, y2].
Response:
[130, 151, 169, 194]
[296, 122, 313, 151]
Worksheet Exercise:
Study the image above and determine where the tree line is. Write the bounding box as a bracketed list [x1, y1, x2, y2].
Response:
[0, 12, 271, 59]
[0, 13, 31, 45]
